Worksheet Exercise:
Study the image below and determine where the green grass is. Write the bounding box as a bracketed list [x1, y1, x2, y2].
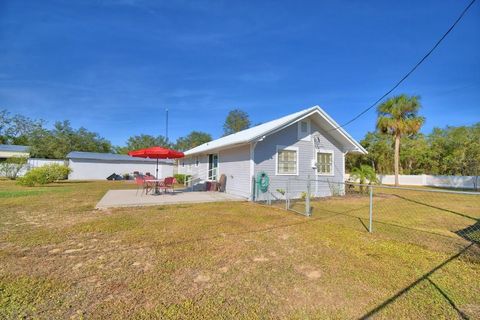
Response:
[0, 180, 479, 319]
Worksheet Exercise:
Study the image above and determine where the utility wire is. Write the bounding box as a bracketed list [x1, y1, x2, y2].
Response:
[331, 0, 477, 131]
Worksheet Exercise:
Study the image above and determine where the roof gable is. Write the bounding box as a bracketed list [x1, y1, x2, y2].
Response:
[185, 106, 366, 155]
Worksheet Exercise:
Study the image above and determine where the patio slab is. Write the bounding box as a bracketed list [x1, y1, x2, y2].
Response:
[96, 189, 246, 209]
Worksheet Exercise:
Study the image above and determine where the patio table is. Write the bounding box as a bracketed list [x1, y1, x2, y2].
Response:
[144, 179, 163, 195]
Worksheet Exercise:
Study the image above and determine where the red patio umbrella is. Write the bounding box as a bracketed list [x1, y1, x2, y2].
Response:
[128, 146, 184, 179]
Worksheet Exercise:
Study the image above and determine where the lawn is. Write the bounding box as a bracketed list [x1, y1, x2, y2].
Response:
[0, 180, 479, 319]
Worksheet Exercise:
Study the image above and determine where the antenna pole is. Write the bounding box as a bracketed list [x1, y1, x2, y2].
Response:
[165, 108, 169, 143]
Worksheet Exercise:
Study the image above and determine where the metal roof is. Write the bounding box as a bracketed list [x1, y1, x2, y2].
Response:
[185, 106, 367, 156]
[0, 144, 30, 152]
[67, 151, 173, 163]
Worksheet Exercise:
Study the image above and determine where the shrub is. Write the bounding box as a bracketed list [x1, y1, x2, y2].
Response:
[17, 164, 71, 187]
[0, 157, 28, 180]
[349, 164, 377, 193]
[173, 174, 191, 184]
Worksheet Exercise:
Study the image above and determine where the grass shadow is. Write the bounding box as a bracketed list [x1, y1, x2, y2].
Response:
[359, 243, 475, 320]
[316, 205, 461, 240]
[455, 221, 480, 244]
[388, 193, 477, 221]
[358, 217, 369, 232]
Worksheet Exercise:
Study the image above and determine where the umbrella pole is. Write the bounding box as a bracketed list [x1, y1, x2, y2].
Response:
[154, 158, 160, 194]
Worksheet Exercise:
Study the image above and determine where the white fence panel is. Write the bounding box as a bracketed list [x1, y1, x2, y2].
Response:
[28, 158, 66, 168]
[346, 173, 478, 189]
[425, 175, 477, 189]
[377, 175, 426, 186]
[17, 158, 66, 176]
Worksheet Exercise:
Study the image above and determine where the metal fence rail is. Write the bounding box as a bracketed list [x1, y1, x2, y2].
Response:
[253, 177, 480, 242]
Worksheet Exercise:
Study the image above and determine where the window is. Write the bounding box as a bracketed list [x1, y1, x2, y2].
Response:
[317, 151, 333, 175]
[276, 146, 298, 175]
[195, 156, 199, 167]
[297, 119, 311, 140]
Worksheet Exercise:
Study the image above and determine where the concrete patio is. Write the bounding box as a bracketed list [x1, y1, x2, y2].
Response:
[96, 189, 246, 209]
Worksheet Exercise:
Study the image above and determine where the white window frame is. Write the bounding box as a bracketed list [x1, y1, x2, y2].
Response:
[297, 118, 311, 141]
[207, 153, 219, 180]
[316, 149, 334, 176]
[275, 145, 299, 176]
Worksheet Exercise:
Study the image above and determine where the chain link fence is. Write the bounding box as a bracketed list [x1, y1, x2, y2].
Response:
[253, 177, 480, 243]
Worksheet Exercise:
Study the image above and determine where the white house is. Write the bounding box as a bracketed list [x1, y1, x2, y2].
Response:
[178, 106, 366, 199]
[0, 144, 30, 160]
[67, 151, 174, 180]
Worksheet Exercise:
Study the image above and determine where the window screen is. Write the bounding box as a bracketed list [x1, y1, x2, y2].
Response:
[317, 152, 333, 174]
[278, 149, 297, 174]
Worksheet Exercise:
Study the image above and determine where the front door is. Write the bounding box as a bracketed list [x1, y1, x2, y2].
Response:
[208, 154, 218, 180]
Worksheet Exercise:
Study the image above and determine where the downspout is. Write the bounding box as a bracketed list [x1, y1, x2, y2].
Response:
[249, 136, 265, 201]
[343, 150, 348, 182]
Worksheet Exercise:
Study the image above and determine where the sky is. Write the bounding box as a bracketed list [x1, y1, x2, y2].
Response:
[0, 0, 479, 146]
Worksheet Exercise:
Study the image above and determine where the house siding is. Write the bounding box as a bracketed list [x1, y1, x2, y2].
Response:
[179, 146, 251, 198]
[178, 155, 209, 179]
[254, 116, 345, 199]
[218, 145, 251, 198]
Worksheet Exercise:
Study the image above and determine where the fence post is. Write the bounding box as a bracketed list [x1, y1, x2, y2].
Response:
[286, 179, 289, 210]
[306, 178, 311, 216]
[369, 185, 373, 233]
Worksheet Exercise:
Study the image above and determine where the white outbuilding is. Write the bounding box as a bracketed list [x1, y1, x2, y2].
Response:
[67, 151, 174, 180]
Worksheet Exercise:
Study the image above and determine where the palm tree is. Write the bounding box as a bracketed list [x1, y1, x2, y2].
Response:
[350, 165, 377, 193]
[376, 94, 425, 186]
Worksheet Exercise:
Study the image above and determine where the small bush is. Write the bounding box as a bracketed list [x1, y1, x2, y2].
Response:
[0, 157, 28, 180]
[173, 174, 191, 184]
[17, 164, 71, 187]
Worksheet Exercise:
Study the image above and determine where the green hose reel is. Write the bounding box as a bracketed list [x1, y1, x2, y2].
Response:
[256, 171, 270, 196]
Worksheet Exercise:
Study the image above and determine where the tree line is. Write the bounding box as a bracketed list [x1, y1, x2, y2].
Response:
[347, 123, 480, 176]
[4, 102, 477, 180]
[347, 94, 479, 180]
[0, 108, 251, 159]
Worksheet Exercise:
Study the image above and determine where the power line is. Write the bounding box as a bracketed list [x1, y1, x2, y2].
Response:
[331, 0, 477, 131]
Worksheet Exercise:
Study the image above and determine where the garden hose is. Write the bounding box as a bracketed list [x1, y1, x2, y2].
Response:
[256, 171, 270, 193]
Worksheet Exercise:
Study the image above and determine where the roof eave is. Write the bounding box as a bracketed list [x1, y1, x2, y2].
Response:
[184, 141, 250, 156]
[183, 105, 366, 156]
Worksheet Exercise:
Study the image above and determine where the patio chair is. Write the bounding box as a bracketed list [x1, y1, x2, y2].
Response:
[135, 176, 145, 195]
[158, 177, 176, 194]
[143, 175, 156, 195]
[219, 174, 227, 192]
[135, 176, 154, 196]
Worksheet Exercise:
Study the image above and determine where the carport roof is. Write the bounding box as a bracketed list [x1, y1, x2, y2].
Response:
[0, 144, 30, 152]
[67, 151, 172, 163]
